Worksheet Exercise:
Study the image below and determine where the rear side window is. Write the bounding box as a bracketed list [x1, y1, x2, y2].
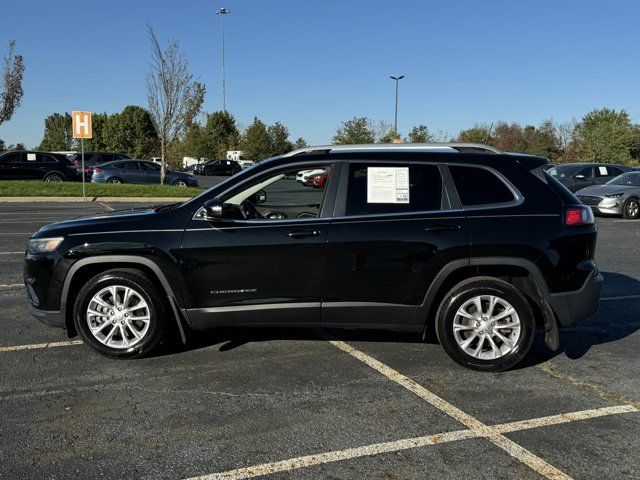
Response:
[345, 163, 442, 216]
[449, 166, 516, 206]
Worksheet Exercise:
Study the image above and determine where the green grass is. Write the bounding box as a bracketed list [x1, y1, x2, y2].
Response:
[0, 180, 201, 198]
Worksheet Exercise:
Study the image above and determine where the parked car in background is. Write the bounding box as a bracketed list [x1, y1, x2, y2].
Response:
[296, 168, 326, 185]
[308, 171, 328, 188]
[0, 151, 79, 182]
[547, 163, 632, 192]
[69, 151, 132, 170]
[91, 160, 198, 186]
[201, 159, 241, 176]
[576, 171, 640, 219]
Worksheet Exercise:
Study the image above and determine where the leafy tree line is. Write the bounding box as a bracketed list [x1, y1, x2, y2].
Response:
[335, 108, 640, 165]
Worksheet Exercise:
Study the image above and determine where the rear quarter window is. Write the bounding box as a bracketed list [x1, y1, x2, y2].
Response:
[449, 166, 516, 206]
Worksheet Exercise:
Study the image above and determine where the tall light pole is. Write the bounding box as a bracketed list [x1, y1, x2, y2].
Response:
[217, 7, 230, 112]
[390, 75, 404, 136]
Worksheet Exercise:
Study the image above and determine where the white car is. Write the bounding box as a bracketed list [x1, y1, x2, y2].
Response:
[296, 169, 326, 185]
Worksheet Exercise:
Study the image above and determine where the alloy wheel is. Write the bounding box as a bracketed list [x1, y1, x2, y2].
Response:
[46, 175, 63, 182]
[86, 285, 151, 349]
[626, 200, 639, 218]
[452, 295, 521, 360]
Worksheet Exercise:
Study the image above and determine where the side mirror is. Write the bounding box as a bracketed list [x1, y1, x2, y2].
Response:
[254, 189, 267, 204]
[574, 174, 586, 180]
[202, 198, 223, 220]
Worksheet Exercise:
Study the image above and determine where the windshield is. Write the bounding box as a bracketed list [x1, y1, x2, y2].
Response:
[606, 172, 640, 186]
[547, 165, 580, 178]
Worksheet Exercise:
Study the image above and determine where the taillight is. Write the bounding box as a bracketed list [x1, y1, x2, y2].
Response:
[565, 206, 594, 226]
[93, 167, 102, 173]
[84, 167, 90, 173]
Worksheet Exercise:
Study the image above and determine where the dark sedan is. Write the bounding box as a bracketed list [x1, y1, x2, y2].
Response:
[0, 151, 80, 182]
[547, 163, 632, 192]
[91, 160, 198, 186]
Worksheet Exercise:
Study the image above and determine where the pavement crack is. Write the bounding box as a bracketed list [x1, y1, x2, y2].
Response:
[536, 361, 640, 410]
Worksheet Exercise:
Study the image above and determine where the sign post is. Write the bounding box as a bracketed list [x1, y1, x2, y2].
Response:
[72, 111, 93, 202]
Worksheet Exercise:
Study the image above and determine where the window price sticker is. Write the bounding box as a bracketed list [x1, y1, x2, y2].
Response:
[367, 167, 410, 204]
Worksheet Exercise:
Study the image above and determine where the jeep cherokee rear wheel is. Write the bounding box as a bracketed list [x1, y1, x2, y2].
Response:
[436, 277, 535, 371]
[73, 269, 166, 358]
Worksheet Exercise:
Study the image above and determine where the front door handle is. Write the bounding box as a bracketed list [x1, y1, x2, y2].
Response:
[424, 224, 461, 234]
[286, 230, 320, 239]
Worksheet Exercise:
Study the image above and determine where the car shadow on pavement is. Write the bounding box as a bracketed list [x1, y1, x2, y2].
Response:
[154, 271, 640, 369]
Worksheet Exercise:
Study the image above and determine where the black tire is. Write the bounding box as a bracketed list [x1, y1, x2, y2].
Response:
[107, 177, 123, 184]
[435, 277, 535, 372]
[73, 269, 167, 359]
[172, 179, 187, 186]
[623, 198, 640, 219]
[44, 172, 65, 182]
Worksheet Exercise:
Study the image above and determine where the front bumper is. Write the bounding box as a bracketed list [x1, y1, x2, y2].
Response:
[549, 268, 603, 328]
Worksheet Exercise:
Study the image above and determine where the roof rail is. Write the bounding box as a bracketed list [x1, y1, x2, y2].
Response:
[283, 142, 503, 157]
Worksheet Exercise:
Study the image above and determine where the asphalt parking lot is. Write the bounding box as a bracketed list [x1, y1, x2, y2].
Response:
[0, 202, 638, 480]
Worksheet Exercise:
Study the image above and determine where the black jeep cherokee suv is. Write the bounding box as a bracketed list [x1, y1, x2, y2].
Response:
[24, 143, 602, 371]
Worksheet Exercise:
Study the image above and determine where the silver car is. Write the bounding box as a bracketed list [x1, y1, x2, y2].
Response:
[576, 171, 640, 219]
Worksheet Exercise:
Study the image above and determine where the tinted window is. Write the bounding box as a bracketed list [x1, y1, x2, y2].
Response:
[140, 162, 160, 171]
[3, 153, 23, 164]
[43, 154, 58, 163]
[118, 161, 139, 170]
[345, 163, 442, 216]
[70, 153, 94, 163]
[595, 165, 612, 178]
[608, 166, 624, 177]
[116, 153, 132, 160]
[101, 154, 116, 162]
[24, 152, 43, 162]
[576, 166, 593, 178]
[449, 166, 515, 206]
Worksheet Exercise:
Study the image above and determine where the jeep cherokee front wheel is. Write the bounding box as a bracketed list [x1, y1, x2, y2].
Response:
[73, 269, 166, 358]
[436, 277, 535, 372]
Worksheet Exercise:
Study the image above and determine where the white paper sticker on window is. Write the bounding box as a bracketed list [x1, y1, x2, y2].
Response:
[367, 167, 410, 204]
[598, 166, 608, 175]
[27, 153, 37, 161]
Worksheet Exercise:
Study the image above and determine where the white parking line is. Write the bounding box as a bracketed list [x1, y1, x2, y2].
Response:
[0, 339, 82, 353]
[99, 201, 115, 211]
[0, 252, 23, 255]
[600, 294, 640, 301]
[0, 283, 22, 289]
[186, 404, 637, 480]
[328, 340, 572, 480]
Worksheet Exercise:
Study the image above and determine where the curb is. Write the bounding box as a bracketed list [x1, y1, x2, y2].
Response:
[0, 196, 192, 203]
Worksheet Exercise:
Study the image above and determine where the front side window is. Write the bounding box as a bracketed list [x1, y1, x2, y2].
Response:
[449, 166, 516, 206]
[576, 166, 593, 178]
[140, 162, 160, 171]
[345, 163, 442, 216]
[223, 165, 332, 220]
[118, 161, 139, 170]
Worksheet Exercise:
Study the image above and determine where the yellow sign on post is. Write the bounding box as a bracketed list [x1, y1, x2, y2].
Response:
[72, 111, 92, 139]
[72, 111, 92, 202]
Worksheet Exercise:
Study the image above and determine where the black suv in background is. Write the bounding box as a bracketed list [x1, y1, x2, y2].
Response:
[200, 159, 242, 176]
[0, 151, 79, 181]
[24, 143, 602, 371]
[547, 162, 632, 192]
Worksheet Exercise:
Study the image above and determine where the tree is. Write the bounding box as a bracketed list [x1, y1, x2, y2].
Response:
[0, 138, 5, 152]
[406, 124, 433, 143]
[146, 25, 205, 183]
[268, 121, 293, 156]
[576, 108, 633, 164]
[205, 110, 240, 158]
[241, 117, 272, 162]
[333, 117, 376, 144]
[38, 113, 73, 151]
[292, 137, 308, 149]
[0, 41, 25, 128]
[457, 124, 492, 144]
[102, 105, 158, 158]
[82, 112, 109, 152]
[176, 122, 211, 160]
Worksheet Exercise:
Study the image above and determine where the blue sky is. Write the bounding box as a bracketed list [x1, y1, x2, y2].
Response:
[1, 0, 639, 148]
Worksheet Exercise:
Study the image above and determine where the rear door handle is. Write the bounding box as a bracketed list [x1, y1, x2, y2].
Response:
[424, 224, 461, 234]
[286, 230, 321, 239]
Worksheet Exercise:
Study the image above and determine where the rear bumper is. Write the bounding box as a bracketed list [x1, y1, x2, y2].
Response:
[28, 302, 64, 328]
[549, 268, 603, 328]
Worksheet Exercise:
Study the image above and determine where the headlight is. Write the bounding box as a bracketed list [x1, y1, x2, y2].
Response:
[605, 193, 624, 198]
[27, 237, 64, 255]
